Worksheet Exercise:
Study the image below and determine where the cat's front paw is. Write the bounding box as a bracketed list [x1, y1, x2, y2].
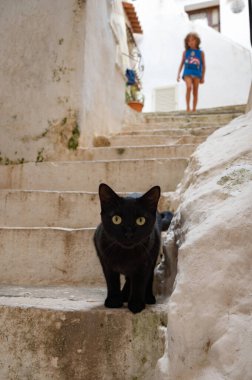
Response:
[128, 301, 145, 314]
[105, 296, 123, 309]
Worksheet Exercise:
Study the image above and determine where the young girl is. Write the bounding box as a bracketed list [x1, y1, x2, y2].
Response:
[177, 33, 206, 112]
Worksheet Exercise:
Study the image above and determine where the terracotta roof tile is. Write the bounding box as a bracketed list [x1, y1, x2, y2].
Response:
[122, 2, 143, 34]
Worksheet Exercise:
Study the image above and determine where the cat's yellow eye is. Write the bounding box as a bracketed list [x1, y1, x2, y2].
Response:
[112, 215, 122, 225]
[136, 217, 146, 226]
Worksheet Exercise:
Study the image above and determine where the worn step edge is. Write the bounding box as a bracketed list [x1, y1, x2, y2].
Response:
[0, 285, 167, 313]
[0, 285, 167, 380]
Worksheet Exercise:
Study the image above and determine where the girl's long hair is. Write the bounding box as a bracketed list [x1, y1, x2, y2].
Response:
[184, 33, 201, 50]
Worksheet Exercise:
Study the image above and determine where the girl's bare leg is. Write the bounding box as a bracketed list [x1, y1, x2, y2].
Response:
[184, 76, 192, 112]
[192, 77, 200, 112]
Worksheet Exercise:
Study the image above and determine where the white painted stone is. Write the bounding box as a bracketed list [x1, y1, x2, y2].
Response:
[0, 190, 100, 228]
[110, 134, 205, 146]
[0, 285, 167, 380]
[110, 135, 180, 146]
[144, 112, 242, 126]
[177, 136, 206, 144]
[0, 227, 103, 285]
[119, 127, 218, 137]
[0, 159, 188, 192]
[0, 0, 129, 162]
[78, 144, 196, 161]
[0, 190, 172, 228]
[156, 110, 252, 380]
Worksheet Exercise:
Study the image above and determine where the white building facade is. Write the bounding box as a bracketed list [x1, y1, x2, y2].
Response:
[134, 0, 252, 112]
[0, 0, 140, 162]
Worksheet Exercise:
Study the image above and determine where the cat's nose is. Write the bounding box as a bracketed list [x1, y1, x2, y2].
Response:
[124, 229, 133, 239]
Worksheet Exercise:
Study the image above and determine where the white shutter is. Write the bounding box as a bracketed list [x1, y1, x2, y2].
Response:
[154, 86, 177, 112]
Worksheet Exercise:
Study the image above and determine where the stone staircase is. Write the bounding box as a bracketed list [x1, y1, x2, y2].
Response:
[0, 105, 245, 379]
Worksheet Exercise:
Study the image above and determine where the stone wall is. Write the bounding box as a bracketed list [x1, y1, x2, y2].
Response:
[155, 109, 252, 379]
[134, 0, 251, 112]
[246, 83, 252, 112]
[0, 0, 127, 163]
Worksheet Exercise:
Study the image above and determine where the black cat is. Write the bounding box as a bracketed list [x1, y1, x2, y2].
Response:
[93, 183, 173, 314]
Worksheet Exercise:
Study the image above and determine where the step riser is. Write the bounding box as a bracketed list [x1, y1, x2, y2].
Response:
[119, 127, 217, 136]
[0, 191, 171, 228]
[0, 159, 188, 192]
[144, 113, 241, 124]
[177, 135, 205, 144]
[110, 135, 205, 146]
[0, 191, 100, 228]
[0, 228, 103, 285]
[0, 304, 166, 380]
[110, 136, 178, 146]
[124, 122, 223, 131]
[78, 144, 196, 161]
[124, 119, 236, 132]
[144, 105, 245, 115]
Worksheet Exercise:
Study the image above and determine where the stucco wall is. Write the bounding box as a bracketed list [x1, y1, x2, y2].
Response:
[0, 0, 127, 162]
[0, 0, 86, 161]
[246, 83, 252, 111]
[155, 104, 252, 380]
[82, 0, 126, 146]
[176, 0, 251, 49]
[134, 0, 251, 112]
[219, 0, 251, 49]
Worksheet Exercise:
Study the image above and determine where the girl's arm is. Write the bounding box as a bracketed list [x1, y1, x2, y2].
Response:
[200, 51, 206, 83]
[177, 51, 186, 82]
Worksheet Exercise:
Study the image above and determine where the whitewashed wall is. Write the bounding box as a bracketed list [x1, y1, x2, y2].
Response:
[0, 0, 127, 162]
[220, 0, 251, 49]
[82, 0, 128, 145]
[176, 0, 251, 49]
[134, 0, 251, 112]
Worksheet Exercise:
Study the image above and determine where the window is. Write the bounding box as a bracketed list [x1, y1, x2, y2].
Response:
[186, 6, 220, 32]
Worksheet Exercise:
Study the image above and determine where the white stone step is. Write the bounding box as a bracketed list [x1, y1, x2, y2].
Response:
[0, 227, 103, 285]
[109, 134, 205, 146]
[109, 135, 179, 146]
[0, 190, 100, 228]
[0, 190, 171, 228]
[177, 135, 205, 144]
[78, 144, 196, 161]
[144, 104, 245, 116]
[144, 111, 242, 125]
[119, 126, 218, 136]
[0, 285, 167, 380]
[0, 159, 188, 192]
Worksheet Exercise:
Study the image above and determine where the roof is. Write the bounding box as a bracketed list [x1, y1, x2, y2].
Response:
[122, 2, 143, 34]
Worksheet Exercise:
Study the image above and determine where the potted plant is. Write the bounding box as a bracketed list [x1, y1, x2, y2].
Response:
[125, 84, 145, 112]
[125, 68, 144, 112]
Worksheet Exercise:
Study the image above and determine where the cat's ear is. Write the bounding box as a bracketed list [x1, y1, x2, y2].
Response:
[99, 183, 120, 208]
[140, 186, 161, 212]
